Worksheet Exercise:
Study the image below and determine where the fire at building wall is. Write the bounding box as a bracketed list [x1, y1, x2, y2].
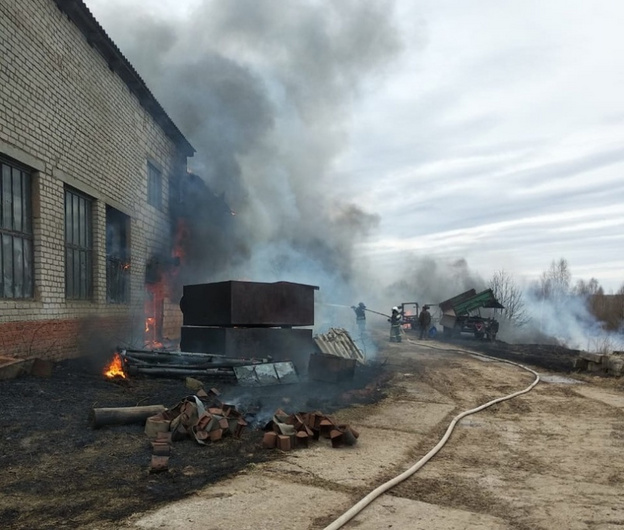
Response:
[0, 0, 232, 363]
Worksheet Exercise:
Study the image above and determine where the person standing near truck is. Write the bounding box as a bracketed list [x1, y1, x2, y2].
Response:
[418, 305, 432, 340]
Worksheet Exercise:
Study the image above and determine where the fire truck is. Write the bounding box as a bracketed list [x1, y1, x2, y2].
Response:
[439, 289, 504, 341]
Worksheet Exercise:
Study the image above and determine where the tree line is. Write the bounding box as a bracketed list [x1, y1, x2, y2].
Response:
[488, 258, 624, 331]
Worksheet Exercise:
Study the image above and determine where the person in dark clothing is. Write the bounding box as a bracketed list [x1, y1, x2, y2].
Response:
[351, 302, 367, 333]
[389, 306, 402, 342]
[418, 305, 432, 340]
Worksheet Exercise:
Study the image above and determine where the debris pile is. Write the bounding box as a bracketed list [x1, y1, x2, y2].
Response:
[144, 387, 248, 472]
[262, 409, 359, 451]
[574, 351, 624, 376]
[313, 328, 366, 364]
[117, 348, 300, 386]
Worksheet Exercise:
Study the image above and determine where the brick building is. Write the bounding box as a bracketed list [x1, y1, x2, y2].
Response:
[0, 0, 195, 360]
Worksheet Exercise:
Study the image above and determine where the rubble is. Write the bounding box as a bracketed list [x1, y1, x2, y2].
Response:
[308, 353, 356, 383]
[144, 388, 247, 447]
[262, 409, 359, 451]
[574, 352, 624, 376]
[117, 348, 300, 386]
[313, 328, 366, 364]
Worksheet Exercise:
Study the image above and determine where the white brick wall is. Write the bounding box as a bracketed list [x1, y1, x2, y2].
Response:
[0, 0, 191, 355]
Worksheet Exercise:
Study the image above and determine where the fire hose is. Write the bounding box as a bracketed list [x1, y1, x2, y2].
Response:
[322, 344, 540, 530]
[362, 308, 391, 318]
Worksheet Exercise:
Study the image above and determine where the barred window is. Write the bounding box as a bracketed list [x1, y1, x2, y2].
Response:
[106, 206, 130, 304]
[65, 187, 93, 300]
[0, 157, 33, 299]
[147, 162, 162, 208]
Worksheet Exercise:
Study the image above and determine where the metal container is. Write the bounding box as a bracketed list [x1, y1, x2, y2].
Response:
[180, 280, 318, 327]
[180, 326, 315, 373]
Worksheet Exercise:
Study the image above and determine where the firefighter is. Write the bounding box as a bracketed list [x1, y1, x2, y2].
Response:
[418, 305, 432, 340]
[389, 306, 402, 342]
[351, 302, 367, 333]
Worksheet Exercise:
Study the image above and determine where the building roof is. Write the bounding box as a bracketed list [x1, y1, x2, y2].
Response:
[53, 0, 195, 157]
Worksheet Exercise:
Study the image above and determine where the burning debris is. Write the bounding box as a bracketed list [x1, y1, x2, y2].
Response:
[103, 352, 126, 379]
[103, 348, 300, 386]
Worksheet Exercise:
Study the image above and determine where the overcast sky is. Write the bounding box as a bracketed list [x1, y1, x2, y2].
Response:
[85, 0, 624, 293]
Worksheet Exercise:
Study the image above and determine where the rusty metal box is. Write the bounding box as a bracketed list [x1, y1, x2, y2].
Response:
[180, 281, 318, 327]
[180, 326, 315, 373]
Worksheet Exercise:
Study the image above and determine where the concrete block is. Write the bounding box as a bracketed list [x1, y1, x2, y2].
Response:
[607, 356, 624, 376]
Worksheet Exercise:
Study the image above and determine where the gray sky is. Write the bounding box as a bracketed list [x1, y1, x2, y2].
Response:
[85, 0, 624, 293]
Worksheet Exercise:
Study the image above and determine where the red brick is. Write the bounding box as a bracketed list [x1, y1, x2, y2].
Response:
[209, 428, 223, 442]
[276, 434, 292, 451]
[150, 455, 169, 473]
[263, 432, 277, 449]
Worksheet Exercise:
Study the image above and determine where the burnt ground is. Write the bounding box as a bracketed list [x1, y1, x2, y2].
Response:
[0, 356, 388, 530]
[439, 336, 583, 372]
[0, 336, 584, 529]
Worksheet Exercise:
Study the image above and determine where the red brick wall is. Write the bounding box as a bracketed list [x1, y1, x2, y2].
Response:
[0, 316, 134, 361]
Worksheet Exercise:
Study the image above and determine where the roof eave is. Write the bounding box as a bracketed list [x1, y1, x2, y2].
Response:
[53, 0, 195, 158]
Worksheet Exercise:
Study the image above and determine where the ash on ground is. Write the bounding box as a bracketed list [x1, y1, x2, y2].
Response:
[0, 356, 388, 530]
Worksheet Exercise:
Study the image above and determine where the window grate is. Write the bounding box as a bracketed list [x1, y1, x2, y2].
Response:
[0, 157, 33, 299]
[147, 162, 162, 208]
[106, 206, 130, 304]
[65, 187, 93, 300]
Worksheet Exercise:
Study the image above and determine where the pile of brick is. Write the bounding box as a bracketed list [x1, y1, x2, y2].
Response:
[262, 409, 359, 451]
[144, 387, 248, 472]
[574, 351, 624, 376]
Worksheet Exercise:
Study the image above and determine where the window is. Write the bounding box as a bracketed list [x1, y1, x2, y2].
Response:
[106, 206, 130, 303]
[65, 187, 92, 300]
[147, 162, 162, 208]
[0, 157, 33, 299]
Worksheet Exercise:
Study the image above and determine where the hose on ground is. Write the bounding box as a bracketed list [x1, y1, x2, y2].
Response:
[322, 344, 540, 530]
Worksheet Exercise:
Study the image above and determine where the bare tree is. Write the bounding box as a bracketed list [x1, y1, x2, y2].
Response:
[488, 270, 530, 327]
[573, 277, 603, 296]
[537, 258, 571, 301]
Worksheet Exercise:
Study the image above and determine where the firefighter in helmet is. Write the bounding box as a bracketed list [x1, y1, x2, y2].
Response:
[351, 302, 367, 333]
[389, 306, 402, 342]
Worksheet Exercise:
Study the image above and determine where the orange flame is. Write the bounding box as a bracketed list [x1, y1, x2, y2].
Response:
[145, 317, 156, 333]
[103, 352, 126, 379]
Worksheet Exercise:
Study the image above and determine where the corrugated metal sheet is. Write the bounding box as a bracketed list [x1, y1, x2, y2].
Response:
[313, 328, 366, 364]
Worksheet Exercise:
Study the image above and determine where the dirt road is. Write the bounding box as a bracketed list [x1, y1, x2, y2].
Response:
[118, 336, 624, 530]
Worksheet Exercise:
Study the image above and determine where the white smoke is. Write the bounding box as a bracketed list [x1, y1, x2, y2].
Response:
[512, 291, 624, 352]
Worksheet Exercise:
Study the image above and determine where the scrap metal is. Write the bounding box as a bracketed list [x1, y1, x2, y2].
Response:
[118, 348, 300, 386]
[313, 328, 366, 364]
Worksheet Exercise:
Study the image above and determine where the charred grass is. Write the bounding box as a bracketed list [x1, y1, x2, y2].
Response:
[0, 357, 388, 529]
